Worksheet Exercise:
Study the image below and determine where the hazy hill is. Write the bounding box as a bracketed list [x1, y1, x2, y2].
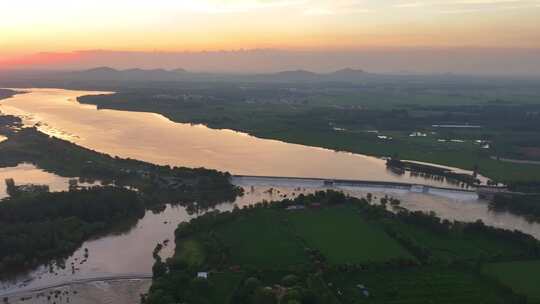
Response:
[67, 67, 191, 82]
[2, 67, 534, 88]
[65, 67, 377, 83]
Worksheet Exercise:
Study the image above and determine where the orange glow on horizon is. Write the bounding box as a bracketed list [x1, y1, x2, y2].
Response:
[1, 0, 539, 69]
[0, 53, 84, 69]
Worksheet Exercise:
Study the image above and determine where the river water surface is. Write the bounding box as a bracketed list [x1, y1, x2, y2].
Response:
[0, 88, 483, 187]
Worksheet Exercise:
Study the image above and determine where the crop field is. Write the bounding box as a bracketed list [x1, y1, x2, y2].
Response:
[387, 222, 526, 261]
[214, 209, 308, 267]
[308, 92, 488, 108]
[483, 260, 540, 302]
[308, 89, 540, 108]
[286, 206, 414, 264]
[326, 267, 520, 304]
[212, 206, 414, 267]
[211, 206, 528, 268]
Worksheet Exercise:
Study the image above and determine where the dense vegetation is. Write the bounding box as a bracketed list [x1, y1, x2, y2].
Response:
[144, 190, 540, 304]
[483, 260, 540, 303]
[0, 187, 144, 273]
[490, 194, 540, 223]
[0, 89, 15, 101]
[386, 158, 479, 186]
[78, 83, 540, 183]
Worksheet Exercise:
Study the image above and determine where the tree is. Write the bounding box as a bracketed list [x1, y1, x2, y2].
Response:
[281, 274, 299, 287]
[244, 277, 262, 292]
[5, 178, 18, 198]
[152, 258, 167, 278]
[252, 287, 277, 304]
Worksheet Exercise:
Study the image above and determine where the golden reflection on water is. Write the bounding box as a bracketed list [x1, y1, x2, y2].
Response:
[0, 163, 73, 198]
[0, 88, 471, 187]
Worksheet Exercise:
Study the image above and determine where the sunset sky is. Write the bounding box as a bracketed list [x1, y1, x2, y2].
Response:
[1, 0, 539, 72]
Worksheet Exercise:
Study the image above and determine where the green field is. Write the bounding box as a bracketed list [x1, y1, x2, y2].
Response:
[483, 260, 540, 302]
[190, 205, 534, 268]
[213, 206, 414, 267]
[387, 222, 526, 261]
[148, 191, 540, 304]
[177, 239, 206, 267]
[258, 128, 540, 183]
[214, 209, 308, 267]
[308, 91, 540, 108]
[327, 267, 520, 304]
[287, 206, 414, 264]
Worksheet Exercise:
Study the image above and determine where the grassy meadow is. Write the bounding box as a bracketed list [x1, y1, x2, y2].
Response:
[286, 206, 414, 264]
[214, 209, 308, 267]
[386, 221, 527, 262]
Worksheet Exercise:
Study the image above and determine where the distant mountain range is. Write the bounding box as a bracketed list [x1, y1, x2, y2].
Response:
[2, 67, 530, 88]
[62, 67, 375, 83]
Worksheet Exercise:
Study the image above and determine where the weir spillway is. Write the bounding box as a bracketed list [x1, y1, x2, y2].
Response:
[231, 175, 480, 199]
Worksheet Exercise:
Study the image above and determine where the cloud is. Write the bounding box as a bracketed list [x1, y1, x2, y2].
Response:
[158, 0, 307, 14]
[304, 8, 336, 15]
[301, 0, 372, 15]
[391, 0, 540, 11]
[180, 0, 373, 15]
[393, 2, 428, 8]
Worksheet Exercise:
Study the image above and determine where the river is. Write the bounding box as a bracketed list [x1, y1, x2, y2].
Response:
[0, 88, 483, 187]
[0, 163, 100, 199]
[0, 88, 538, 298]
